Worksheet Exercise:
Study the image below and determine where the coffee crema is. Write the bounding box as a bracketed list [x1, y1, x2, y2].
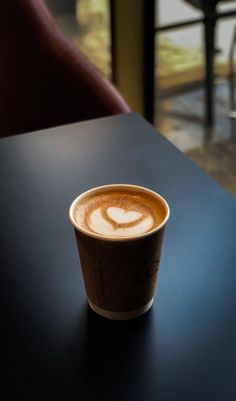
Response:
[73, 188, 166, 238]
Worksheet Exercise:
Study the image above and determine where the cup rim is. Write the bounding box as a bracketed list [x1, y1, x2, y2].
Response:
[69, 184, 170, 242]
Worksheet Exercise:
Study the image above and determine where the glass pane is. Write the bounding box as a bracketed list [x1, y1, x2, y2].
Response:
[156, 26, 203, 91]
[157, 0, 200, 25]
[216, 18, 236, 69]
[156, 0, 204, 91]
[75, 0, 111, 78]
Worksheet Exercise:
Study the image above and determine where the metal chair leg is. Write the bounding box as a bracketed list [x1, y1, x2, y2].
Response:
[203, 13, 216, 140]
[228, 26, 236, 141]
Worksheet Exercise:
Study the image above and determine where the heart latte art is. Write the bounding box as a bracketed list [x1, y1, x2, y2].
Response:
[74, 189, 166, 238]
[89, 205, 154, 237]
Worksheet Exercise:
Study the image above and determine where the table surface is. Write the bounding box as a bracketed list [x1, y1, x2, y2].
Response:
[0, 113, 236, 401]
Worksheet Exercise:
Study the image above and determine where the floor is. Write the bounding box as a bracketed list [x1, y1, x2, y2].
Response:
[48, 0, 236, 197]
[156, 80, 235, 152]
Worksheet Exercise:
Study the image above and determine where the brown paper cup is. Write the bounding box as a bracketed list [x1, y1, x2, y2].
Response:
[69, 184, 170, 320]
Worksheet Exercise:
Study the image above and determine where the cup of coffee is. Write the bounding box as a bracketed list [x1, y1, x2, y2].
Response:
[69, 184, 170, 320]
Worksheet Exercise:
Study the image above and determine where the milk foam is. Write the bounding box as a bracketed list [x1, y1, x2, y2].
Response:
[89, 206, 154, 237]
[73, 189, 164, 238]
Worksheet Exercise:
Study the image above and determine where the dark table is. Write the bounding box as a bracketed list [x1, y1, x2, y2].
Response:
[0, 113, 236, 401]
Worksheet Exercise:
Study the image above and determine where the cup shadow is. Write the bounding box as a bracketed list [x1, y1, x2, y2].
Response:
[68, 302, 156, 400]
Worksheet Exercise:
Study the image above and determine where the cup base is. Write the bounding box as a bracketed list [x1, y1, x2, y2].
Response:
[88, 298, 154, 320]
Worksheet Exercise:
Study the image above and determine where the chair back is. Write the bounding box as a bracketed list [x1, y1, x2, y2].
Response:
[0, 0, 130, 137]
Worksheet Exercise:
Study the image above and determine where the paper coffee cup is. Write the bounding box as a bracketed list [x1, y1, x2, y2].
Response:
[69, 184, 170, 320]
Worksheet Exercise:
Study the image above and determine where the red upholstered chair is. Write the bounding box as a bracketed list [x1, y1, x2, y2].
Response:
[0, 0, 130, 138]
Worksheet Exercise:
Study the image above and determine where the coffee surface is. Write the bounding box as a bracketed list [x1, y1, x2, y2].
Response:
[74, 188, 166, 238]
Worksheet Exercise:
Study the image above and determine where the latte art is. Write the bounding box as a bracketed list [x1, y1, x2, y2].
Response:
[73, 188, 167, 239]
[107, 207, 142, 224]
[89, 205, 154, 237]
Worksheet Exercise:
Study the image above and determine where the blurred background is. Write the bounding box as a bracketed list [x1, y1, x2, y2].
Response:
[46, 0, 236, 196]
